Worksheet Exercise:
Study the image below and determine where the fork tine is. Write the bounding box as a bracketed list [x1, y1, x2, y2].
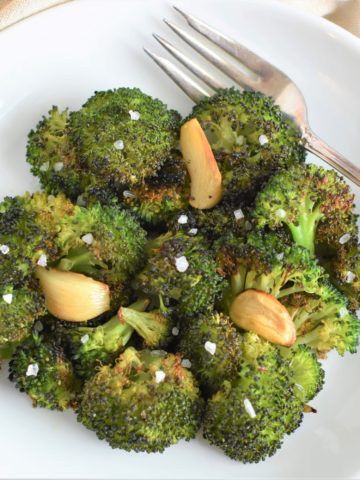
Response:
[163, 19, 260, 91]
[143, 48, 211, 103]
[173, 6, 277, 78]
[153, 34, 226, 91]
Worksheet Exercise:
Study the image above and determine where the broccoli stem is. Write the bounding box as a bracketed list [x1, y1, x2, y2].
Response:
[56, 247, 107, 276]
[277, 285, 306, 299]
[286, 200, 323, 255]
[295, 325, 322, 348]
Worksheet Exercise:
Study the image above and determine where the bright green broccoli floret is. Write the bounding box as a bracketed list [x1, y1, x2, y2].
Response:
[54, 203, 147, 292]
[280, 344, 325, 403]
[77, 347, 204, 452]
[69, 88, 181, 186]
[134, 232, 226, 319]
[179, 312, 243, 395]
[62, 299, 173, 380]
[26, 107, 85, 200]
[218, 232, 359, 355]
[187, 88, 305, 205]
[252, 163, 356, 255]
[203, 335, 303, 463]
[9, 332, 79, 410]
[283, 284, 360, 356]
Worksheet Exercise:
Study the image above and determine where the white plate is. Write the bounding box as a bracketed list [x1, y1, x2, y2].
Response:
[0, 0, 359, 478]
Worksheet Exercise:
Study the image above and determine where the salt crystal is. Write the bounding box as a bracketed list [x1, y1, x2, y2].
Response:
[34, 320, 43, 333]
[123, 190, 136, 198]
[233, 208, 244, 220]
[81, 334, 90, 345]
[40, 162, 49, 172]
[276, 252, 284, 261]
[172, 327, 180, 336]
[188, 228, 198, 236]
[244, 398, 256, 418]
[177, 214, 188, 225]
[181, 359, 192, 369]
[275, 208, 287, 219]
[129, 110, 140, 121]
[236, 135, 244, 145]
[76, 195, 87, 207]
[26, 363, 39, 377]
[339, 233, 351, 245]
[37, 254, 47, 267]
[259, 134, 269, 145]
[345, 271, 356, 283]
[0, 245, 10, 255]
[339, 307, 348, 318]
[81, 233, 94, 245]
[2, 293, 13, 304]
[113, 139, 124, 150]
[155, 370, 166, 383]
[175, 256, 189, 273]
[204, 341, 216, 355]
[53, 162, 64, 172]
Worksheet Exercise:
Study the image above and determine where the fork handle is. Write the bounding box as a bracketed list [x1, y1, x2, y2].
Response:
[303, 128, 360, 187]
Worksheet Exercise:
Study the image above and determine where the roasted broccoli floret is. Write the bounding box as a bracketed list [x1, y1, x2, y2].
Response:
[26, 107, 84, 200]
[218, 232, 359, 355]
[179, 311, 243, 395]
[203, 333, 303, 463]
[327, 242, 360, 310]
[280, 344, 324, 403]
[134, 232, 226, 318]
[70, 88, 181, 185]
[77, 347, 204, 452]
[54, 202, 147, 293]
[9, 332, 79, 410]
[187, 88, 305, 205]
[62, 299, 173, 379]
[252, 163, 356, 255]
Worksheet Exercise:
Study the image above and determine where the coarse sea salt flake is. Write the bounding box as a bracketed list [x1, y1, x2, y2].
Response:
[81, 334, 90, 345]
[339, 233, 351, 245]
[155, 370, 166, 383]
[76, 195, 87, 207]
[26, 363, 39, 377]
[53, 162, 64, 172]
[123, 190, 136, 198]
[339, 307, 348, 318]
[114, 139, 124, 150]
[178, 214, 188, 225]
[259, 134, 269, 145]
[188, 228, 198, 236]
[181, 359, 192, 368]
[276, 252, 284, 261]
[0, 245, 10, 255]
[204, 341, 216, 355]
[175, 256, 189, 273]
[129, 110, 140, 121]
[2, 293, 13, 304]
[81, 233, 94, 245]
[276, 208, 287, 219]
[244, 398, 256, 418]
[40, 162, 49, 172]
[345, 271, 356, 283]
[37, 254, 47, 267]
[234, 208, 244, 220]
[172, 327, 180, 336]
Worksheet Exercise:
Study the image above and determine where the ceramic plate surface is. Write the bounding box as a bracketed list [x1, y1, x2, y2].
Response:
[0, 0, 359, 478]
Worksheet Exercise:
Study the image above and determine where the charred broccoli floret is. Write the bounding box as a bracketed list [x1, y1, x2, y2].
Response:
[9, 331, 79, 410]
[203, 333, 303, 463]
[26, 107, 84, 200]
[70, 88, 181, 186]
[218, 232, 359, 355]
[252, 163, 356, 255]
[62, 299, 173, 379]
[179, 311, 243, 395]
[134, 232, 226, 318]
[77, 347, 204, 452]
[187, 88, 305, 205]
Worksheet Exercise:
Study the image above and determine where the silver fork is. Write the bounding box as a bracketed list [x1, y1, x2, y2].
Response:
[144, 6, 360, 187]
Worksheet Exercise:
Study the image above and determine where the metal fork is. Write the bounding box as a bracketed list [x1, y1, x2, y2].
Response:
[144, 6, 360, 187]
